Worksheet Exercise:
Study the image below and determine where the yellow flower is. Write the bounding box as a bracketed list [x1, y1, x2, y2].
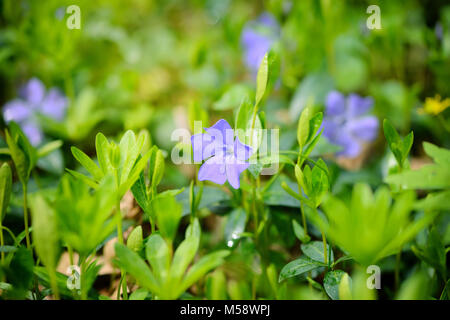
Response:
[420, 95, 450, 115]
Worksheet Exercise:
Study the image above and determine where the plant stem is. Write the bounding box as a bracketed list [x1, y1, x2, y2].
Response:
[49, 269, 60, 300]
[115, 200, 128, 300]
[321, 231, 328, 266]
[22, 183, 31, 249]
[0, 218, 4, 263]
[395, 248, 402, 290]
[299, 201, 308, 236]
[296, 150, 309, 237]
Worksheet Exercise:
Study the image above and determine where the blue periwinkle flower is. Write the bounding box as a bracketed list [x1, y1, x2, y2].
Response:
[191, 119, 252, 189]
[241, 12, 279, 74]
[322, 91, 379, 158]
[3, 78, 68, 145]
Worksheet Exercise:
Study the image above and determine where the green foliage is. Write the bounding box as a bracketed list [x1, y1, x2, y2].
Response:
[54, 174, 117, 257]
[279, 256, 325, 282]
[152, 193, 183, 242]
[316, 184, 438, 266]
[386, 142, 450, 189]
[5, 122, 36, 185]
[324, 270, 349, 300]
[383, 119, 414, 169]
[0, 163, 12, 221]
[114, 219, 229, 299]
[70, 130, 152, 196]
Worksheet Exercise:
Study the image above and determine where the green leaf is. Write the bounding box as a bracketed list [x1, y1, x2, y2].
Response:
[235, 97, 253, 133]
[118, 148, 152, 196]
[0, 163, 12, 221]
[255, 52, 269, 106]
[179, 250, 230, 295]
[205, 270, 227, 300]
[224, 208, 247, 246]
[185, 218, 201, 240]
[151, 149, 165, 189]
[129, 288, 149, 300]
[278, 256, 324, 282]
[423, 142, 450, 165]
[66, 169, 99, 189]
[170, 235, 199, 283]
[385, 164, 450, 189]
[383, 119, 413, 167]
[324, 270, 349, 300]
[95, 132, 112, 175]
[292, 220, 310, 243]
[297, 108, 323, 150]
[301, 241, 334, 264]
[29, 194, 60, 269]
[414, 190, 450, 211]
[37, 140, 63, 158]
[146, 233, 170, 284]
[7, 246, 34, 291]
[297, 106, 312, 149]
[127, 226, 143, 253]
[213, 84, 251, 111]
[5, 129, 30, 185]
[153, 193, 182, 242]
[71, 146, 103, 181]
[131, 172, 151, 215]
[114, 243, 159, 294]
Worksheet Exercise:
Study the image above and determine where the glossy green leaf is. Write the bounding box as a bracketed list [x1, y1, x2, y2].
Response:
[127, 226, 143, 253]
[224, 208, 247, 246]
[278, 256, 324, 282]
[255, 52, 269, 106]
[0, 163, 12, 221]
[301, 241, 334, 264]
[324, 270, 349, 300]
[292, 219, 310, 243]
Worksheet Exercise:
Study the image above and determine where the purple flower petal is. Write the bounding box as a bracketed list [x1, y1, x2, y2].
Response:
[3, 99, 31, 123]
[198, 154, 227, 185]
[326, 91, 346, 116]
[241, 12, 279, 73]
[205, 119, 234, 147]
[322, 118, 339, 141]
[347, 94, 374, 117]
[234, 137, 253, 161]
[22, 78, 45, 107]
[334, 130, 361, 158]
[21, 121, 43, 146]
[226, 157, 249, 189]
[40, 88, 68, 120]
[191, 133, 217, 163]
[346, 116, 379, 142]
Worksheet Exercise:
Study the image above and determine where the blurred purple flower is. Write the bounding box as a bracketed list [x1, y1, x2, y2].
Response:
[322, 91, 379, 158]
[241, 12, 279, 74]
[3, 78, 68, 145]
[191, 119, 252, 189]
[435, 22, 443, 41]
